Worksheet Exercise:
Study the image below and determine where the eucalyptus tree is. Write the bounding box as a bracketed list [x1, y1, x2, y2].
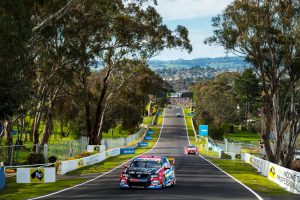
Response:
[234, 69, 260, 125]
[63, 0, 192, 144]
[30, 0, 79, 145]
[206, 0, 300, 166]
[0, 0, 34, 145]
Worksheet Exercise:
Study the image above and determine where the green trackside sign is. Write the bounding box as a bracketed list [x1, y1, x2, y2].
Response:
[199, 125, 208, 137]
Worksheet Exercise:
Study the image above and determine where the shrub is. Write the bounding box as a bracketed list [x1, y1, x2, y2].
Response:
[26, 153, 45, 164]
[48, 156, 57, 163]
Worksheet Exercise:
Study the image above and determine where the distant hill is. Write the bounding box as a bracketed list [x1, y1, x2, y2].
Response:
[148, 57, 249, 70]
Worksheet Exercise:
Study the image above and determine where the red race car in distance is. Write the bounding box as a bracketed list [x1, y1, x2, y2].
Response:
[184, 144, 198, 155]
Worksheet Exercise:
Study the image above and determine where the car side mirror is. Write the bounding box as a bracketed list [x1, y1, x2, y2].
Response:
[124, 164, 128, 168]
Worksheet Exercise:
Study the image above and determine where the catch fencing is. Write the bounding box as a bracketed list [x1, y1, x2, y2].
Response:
[0, 137, 89, 166]
[102, 127, 146, 149]
[209, 138, 264, 155]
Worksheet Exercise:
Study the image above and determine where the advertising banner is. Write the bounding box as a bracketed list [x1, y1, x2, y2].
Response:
[242, 153, 300, 194]
[267, 163, 300, 194]
[199, 125, 208, 137]
[144, 136, 153, 140]
[30, 168, 45, 183]
[106, 148, 120, 157]
[147, 130, 155, 135]
[17, 168, 56, 183]
[0, 167, 5, 190]
[120, 148, 135, 154]
[139, 142, 148, 147]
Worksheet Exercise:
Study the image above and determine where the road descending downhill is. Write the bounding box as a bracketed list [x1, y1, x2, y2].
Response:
[36, 108, 261, 200]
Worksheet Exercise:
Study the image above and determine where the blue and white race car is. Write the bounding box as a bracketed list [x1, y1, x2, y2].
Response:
[119, 155, 176, 189]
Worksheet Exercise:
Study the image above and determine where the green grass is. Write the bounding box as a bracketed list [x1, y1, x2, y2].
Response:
[183, 108, 196, 144]
[68, 126, 161, 175]
[208, 158, 292, 196]
[1, 126, 162, 200]
[225, 131, 260, 143]
[156, 109, 165, 126]
[142, 116, 154, 126]
[102, 126, 132, 139]
[0, 177, 86, 200]
[185, 110, 292, 196]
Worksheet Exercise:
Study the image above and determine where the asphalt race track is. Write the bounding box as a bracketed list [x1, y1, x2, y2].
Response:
[38, 108, 260, 200]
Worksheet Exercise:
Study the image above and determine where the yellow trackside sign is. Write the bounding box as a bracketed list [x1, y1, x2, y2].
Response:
[30, 168, 45, 183]
[268, 164, 276, 180]
[77, 159, 85, 168]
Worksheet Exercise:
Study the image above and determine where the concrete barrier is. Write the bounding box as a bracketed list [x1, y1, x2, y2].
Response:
[17, 167, 56, 183]
[87, 145, 106, 153]
[242, 153, 300, 194]
[0, 167, 5, 190]
[59, 151, 107, 175]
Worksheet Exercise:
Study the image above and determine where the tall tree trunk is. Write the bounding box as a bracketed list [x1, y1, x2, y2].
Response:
[4, 119, 13, 145]
[40, 106, 54, 146]
[262, 94, 275, 162]
[81, 68, 93, 143]
[31, 85, 46, 143]
[40, 88, 59, 145]
[91, 67, 112, 145]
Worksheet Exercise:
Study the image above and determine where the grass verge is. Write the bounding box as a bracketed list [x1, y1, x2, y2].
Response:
[208, 158, 291, 196]
[225, 131, 260, 143]
[68, 126, 161, 175]
[0, 119, 163, 200]
[184, 109, 292, 197]
[0, 177, 86, 200]
[156, 109, 165, 126]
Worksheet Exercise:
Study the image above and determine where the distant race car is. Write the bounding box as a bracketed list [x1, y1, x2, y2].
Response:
[184, 144, 198, 155]
[119, 155, 176, 189]
[176, 113, 183, 117]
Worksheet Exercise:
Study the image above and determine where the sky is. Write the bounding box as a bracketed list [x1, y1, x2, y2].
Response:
[152, 0, 234, 60]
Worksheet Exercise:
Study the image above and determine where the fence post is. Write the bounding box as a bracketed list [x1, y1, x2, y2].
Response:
[35, 144, 39, 154]
[10, 145, 14, 166]
[44, 144, 48, 163]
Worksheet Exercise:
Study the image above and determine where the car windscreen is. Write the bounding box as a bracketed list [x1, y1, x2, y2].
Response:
[130, 160, 161, 168]
[187, 145, 196, 148]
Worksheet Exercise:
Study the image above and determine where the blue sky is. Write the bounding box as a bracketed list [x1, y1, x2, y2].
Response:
[152, 0, 234, 60]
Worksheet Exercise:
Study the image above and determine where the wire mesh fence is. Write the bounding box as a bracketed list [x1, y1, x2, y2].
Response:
[102, 127, 145, 149]
[0, 137, 89, 166]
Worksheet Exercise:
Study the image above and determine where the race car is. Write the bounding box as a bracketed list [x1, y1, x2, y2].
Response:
[184, 144, 198, 155]
[176, 113, 183, 117]
[119, 155, 176, 189]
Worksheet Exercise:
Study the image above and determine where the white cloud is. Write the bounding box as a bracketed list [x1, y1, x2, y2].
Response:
[153, 29, 229, 61]
[155, 0, 234, 21]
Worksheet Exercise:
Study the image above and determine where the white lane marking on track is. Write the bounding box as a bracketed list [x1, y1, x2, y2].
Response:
[183, 109, 264, 200]
[30, 109, 166, 200]
[198, 154, 264, 200]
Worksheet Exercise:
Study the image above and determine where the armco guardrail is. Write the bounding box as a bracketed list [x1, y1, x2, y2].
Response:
[242, 153, 300, 194]
[0, 167, 5, 190]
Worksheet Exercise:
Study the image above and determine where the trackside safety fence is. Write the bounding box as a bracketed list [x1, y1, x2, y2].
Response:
[242, 153, 300, 194]
[0, 137, 89, 166]
[102, 127, 146, 149]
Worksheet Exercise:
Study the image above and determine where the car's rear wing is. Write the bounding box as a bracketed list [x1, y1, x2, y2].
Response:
[167, 157, 175, 165]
